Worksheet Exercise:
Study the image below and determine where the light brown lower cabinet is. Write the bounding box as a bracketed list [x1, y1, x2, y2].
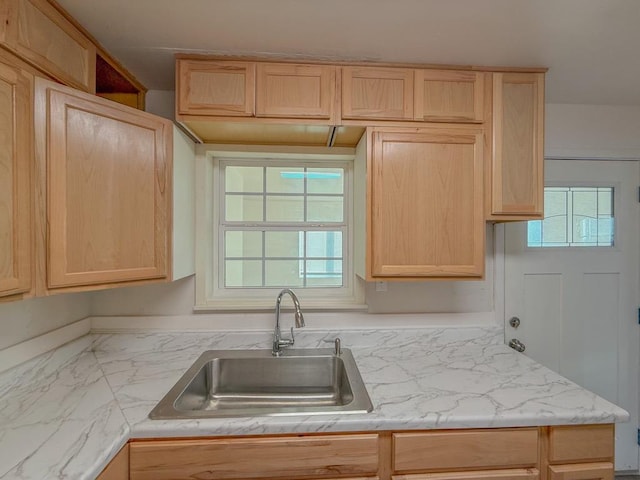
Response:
[123, 425, 614, 480]
[97, 444, 129, 480]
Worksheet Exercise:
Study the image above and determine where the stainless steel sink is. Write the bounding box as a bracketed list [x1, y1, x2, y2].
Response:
[149, 348, 373, 419]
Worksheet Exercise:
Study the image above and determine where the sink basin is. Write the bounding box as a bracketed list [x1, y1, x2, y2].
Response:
[149, 348, 373, 419]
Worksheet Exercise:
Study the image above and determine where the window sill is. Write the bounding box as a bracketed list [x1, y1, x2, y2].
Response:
[193, 302, 368, 312]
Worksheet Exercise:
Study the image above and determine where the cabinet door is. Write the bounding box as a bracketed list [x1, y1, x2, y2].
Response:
[414, 70, 484, 122]
[343, 67, 414, 120]
[177, 60, 255, 117]
[0, 59, 32, 297]
[548, 463, 613, 480]
[368, 127, 484, 278]
[35, 78, 172, 289]
[1, 0, 96, 92]
[489, 72, 544, 217]
[256, 63, 336, 120]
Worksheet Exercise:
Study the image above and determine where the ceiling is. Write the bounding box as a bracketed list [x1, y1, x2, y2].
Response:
[57, 0, 640, 106]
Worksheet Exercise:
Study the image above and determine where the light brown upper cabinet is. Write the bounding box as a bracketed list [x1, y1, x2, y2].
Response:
[366, 126, 484, 279]
[0, 55, 33, 299]
[34, 78, 174, 292]
[487, 72, 544, 219]
[342, 66, 414, 121]
[414, 69, 484, 122]
[177, 59, 255, 117]
[256, 63, 337, 121]
[0, 0, 96, 92]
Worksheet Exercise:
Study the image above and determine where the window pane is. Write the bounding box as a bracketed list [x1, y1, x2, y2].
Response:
[542, 215, 567, 244]
[225, 195, 263, 222]
[265, 231, 300, 258]
[307, 168, 344, 194]
[266, 196, 304, 222]
[306, 231, 342, 258]
[306, 260, 343, 287]
[225, 260, 262, 287]
[225, 166, 263, 193]
[265, 260, 304, 287]
[266, 167, 304, 194]
[225, 231, 262, 258]
[307, 196, 343, 222]
[527, 220, 542, 247]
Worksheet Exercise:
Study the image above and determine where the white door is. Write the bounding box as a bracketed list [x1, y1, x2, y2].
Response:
[504, 159, 639, 471]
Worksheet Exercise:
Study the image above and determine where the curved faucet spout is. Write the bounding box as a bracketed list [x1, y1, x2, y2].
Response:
[273, 289, 305, 356]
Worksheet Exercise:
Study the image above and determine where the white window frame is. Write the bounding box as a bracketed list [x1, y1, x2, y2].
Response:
[194, 145, 365, 310]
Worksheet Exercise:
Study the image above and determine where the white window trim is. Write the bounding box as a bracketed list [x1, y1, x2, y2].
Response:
[194, 144, 366, 311]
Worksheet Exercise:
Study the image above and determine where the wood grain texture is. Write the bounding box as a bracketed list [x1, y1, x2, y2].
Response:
[177, 59, 255, 117]
[393, 429, 538, 473]
[548, 425, 614, 464]
[129, 434, 380, 480]
[97, 444, 129, 480]
[256, 63, 336, 120]
[547, 463, 613, 480]
[35, 77, 171, 289]
[342, 66, 414, 120]
[368, 126, 484, 279]
[9, 0, 95, 92]
[491, 72, 544, 216]
[0, 56, 32, 298]
[393, 469, 539, 480]
[414, 69, 484, 122]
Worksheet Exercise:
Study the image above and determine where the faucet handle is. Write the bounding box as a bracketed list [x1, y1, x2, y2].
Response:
[289, 326, 295, 344]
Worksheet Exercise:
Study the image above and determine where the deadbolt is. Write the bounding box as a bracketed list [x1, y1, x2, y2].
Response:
[509, 317, 521, 329]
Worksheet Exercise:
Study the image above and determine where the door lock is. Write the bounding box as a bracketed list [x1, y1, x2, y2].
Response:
[508, 338, 526, 352]
[509, 317, 520, 329]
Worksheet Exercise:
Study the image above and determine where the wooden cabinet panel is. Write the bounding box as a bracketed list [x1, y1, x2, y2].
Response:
[368, 126, 484, 279]
[35, 78, 172, 290]
[97, 444, 129, 480]
[256, 63, 336, 120]
[489, 72, 544, 217]
[414, 70, 484, 122]
[129, 434, 379, 480]
[394, 469, 539, 480]
[0, 57, 32, 298]
[548, 463, 613, 480]
[343, 67, 414, 120]
[1, 0, 96, 92]
[177, 60, 255, 117]
[548, 425, 614, 464]
[393, 429, 538, 473]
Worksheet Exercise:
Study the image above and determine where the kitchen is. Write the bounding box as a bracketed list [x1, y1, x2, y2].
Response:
[1, 0, 640, 478]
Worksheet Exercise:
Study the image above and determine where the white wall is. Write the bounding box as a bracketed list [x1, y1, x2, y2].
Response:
[0, 293, 92, 350]
[545, 104, 640, 159]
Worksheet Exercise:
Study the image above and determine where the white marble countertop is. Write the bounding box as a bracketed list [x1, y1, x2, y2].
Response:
[0, 326, 629, 479]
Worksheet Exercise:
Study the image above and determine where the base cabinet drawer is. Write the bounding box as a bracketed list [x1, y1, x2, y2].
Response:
[393, 469, 539, 480]
[129, 434, 380, 480]
[548, 463, 613, 480]
[548, 425, 614, 464]
[393, 429, 539, 473]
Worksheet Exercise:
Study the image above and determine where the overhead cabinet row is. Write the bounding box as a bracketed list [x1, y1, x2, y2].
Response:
[177, 59, 487, 123]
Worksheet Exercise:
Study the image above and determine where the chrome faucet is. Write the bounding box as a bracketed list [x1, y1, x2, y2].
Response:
[272, 289, 305, 356]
